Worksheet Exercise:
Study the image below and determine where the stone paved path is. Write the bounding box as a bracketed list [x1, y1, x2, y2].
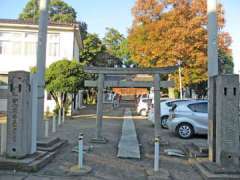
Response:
[117, 108, 140, 159]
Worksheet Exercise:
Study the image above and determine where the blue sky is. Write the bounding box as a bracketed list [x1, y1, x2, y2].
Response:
[0, 0, 239, 73]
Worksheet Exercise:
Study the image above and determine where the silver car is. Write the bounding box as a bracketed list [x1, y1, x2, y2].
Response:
[167, 100, 208, 139]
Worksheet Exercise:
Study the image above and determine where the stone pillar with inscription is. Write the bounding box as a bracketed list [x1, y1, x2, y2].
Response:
[6, 71, 32, 158]
[215, 75, 239, 166]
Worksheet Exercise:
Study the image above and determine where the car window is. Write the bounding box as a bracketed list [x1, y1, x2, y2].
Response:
[188, 102, 208, 113]
[142, 99, 149, 103]
[166, 100, 188, 107]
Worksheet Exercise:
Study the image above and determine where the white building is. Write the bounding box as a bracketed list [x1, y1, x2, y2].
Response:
[0, 19, 83, 114]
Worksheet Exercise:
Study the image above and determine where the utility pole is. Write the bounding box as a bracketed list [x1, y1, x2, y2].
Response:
[207, 0, 218, 162]
[208, 0, 218, 76]
[35, 0, 50, 139]
[178, 60, 183, 99]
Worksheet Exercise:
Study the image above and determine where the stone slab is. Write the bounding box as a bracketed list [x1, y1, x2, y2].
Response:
[0, 151, 55, 172]
[184, 143, 208, 158]
[193, 159, 240, 180]
[90, 137, 108, 144]
[146, 168, 171, 180]
[68, 165, 92, 176]
[0, 175, 26, 180]
[117, 108, 140, 159]
[37, 138, 67, 152]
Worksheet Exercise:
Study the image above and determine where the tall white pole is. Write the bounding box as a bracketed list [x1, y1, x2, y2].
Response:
[35, 0, 50, 139]
[78, 133, 84, 168]
[208, 0, 218, 76]
[208, 0, 218, 162]
[178, 60, 183, 99]
[154, 137, 160, 171]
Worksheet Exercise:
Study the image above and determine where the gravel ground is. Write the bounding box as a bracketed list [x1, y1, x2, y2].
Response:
[0, 102, 206, 180]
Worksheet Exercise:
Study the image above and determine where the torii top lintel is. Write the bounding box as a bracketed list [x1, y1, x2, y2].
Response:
[84, 66, 178, 75]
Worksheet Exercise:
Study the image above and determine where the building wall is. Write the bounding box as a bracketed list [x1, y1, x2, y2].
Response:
[0, 27, 80, 114]
[0, 29, 75, 73]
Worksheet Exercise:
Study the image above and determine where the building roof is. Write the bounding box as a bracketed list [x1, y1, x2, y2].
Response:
[0, 18, 79, 28]
[0, 19, 83, 49]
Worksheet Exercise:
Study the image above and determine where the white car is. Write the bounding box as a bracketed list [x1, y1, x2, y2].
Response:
[167, 100, 208, 139]
[148, 99, 191, 128]
[137, 97, 152, 116]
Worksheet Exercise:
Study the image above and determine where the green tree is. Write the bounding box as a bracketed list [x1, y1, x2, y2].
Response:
[103, 28, 136, 67]
[128, 0, 232, 88]
[219, 49, 234, 74]
[79, 33, 106, 65]
[45, 59, 87, 113]
[19, 0, 77, 23]
[103, 28, 125, 58]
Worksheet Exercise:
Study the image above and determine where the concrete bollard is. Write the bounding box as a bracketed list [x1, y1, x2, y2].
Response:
[58, 108, 61, 126]
[62, 107, 65, 123]
[52, 115, 56, 133]
[154, 137, 160, 172]
[78, 133, 84, 168]
[45, 120, 49, 138]
[0, 123, 7, 155]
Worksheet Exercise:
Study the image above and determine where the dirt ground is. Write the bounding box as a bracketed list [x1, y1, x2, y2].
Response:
[0, 102, 207, 180]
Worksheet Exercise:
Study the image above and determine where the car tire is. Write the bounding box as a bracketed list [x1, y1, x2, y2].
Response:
[161, 116, 169, 129]
[140, 109, 147, 116]
[176, 123, 194, 139]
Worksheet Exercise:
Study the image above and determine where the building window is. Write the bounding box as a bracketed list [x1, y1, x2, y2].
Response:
[47, 34, 60, 57]
[24, 42, 36, 56]
[0, 32, 23, 56]
[0, 41, 11, 55]
[12, 42, 22, 55]
[48, 42, 59, 56]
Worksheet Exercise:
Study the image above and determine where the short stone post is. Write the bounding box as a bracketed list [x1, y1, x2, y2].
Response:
[62, 107, 65, 123]
[52, 115, 56, 133]
[58, 108, 61, 126]
[44, 120, 49, 138]
[0, 123, 7, 155]
[78, 133, 83, 168]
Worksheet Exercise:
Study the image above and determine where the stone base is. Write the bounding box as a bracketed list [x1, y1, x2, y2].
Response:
[90, 137, 108, 144]
[193, 159, 240, 180]
[146, 168, 171, 180]
[68, 165, 92, 176]
[184, 143, 208, 158]
[0, 151, 55, 172]
[37, 137, 67, 152]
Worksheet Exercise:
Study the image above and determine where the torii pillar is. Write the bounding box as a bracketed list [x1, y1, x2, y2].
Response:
[91, 73, 107, 143]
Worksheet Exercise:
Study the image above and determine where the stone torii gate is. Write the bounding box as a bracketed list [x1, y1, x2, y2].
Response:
[84, 66, 178, 144]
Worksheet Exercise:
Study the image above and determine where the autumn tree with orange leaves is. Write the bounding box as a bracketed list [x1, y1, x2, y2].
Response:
[128, 0, 233, 92]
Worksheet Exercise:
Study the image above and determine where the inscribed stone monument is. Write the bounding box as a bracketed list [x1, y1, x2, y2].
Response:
[215, 75, 239, 166]
[6, 71, 32, 158]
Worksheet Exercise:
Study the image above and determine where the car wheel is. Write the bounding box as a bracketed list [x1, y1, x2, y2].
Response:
[161, 116, 169, 129]
[176, 123, 194, 139]
[140, 109, 147, 116]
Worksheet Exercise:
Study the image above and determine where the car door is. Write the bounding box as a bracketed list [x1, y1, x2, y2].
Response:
[188, 102, 208, 134]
